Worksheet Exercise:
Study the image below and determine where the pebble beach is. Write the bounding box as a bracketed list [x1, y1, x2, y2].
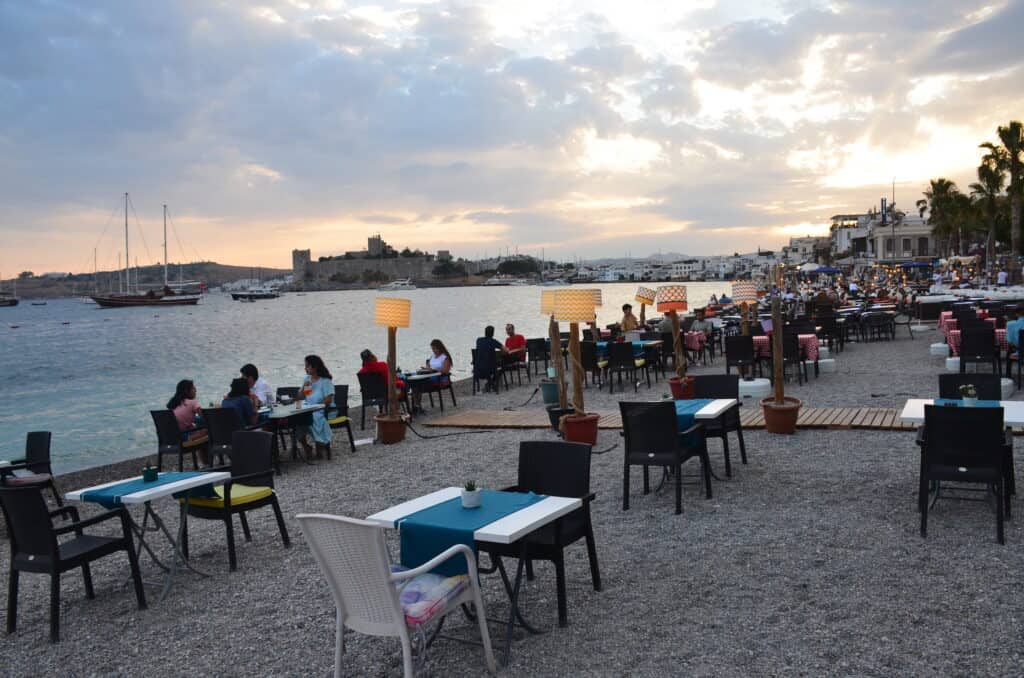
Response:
[4, 326, 1024, 677]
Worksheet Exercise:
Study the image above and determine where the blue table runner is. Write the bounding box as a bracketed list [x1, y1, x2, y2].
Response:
[81, 472, 217, 509]
[596, 341, 646, 357]
[399, 490, 545, 576]
[675, 398, 714, 431]
[933, 398, 1002, 408]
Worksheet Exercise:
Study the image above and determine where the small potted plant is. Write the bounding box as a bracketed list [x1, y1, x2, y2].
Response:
[959, 383, 978, 406]
[142, 465, 158, 482]
[461, 480, 482, 508]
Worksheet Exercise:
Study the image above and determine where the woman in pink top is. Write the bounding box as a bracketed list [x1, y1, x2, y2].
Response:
[167, 380, 206, 441]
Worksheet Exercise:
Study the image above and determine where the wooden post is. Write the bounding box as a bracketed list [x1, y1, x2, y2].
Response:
[387, 326, 398, 416]
[568, 322, 584, 412]
[671, 310, 685, 378]
[740, 301, 749, 336]
[771, 269, 785, 404]
[639, 303, 646, 326]
[549, 315, 568, 410]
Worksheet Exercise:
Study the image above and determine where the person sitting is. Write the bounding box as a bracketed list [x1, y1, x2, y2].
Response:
[708, 294, 719, 306]
[475, 326, 508, 392]
[296, 355, 334, 459]
[503, 323, 527, 364]
[656, 315, 674, 333]
[168, 379, 207, 447]
[690, 308, 714, 336]
[240, 363, 273, 406]
[222, 377, 258, 427]
[1006, 310, 1024, 349]
[412, 339, 453, 413]
[620, 303, 639, 332]
[357, 349, 406, 394]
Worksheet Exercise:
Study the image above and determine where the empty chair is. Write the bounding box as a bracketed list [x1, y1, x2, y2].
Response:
[150, 410, 207, 472]
[606, 341, 649, 393]
[780, 332, 807, 385]
[938, 373, 1001, 400]
[0, 484, 147, 642]
[619, 401, 711, 515]
[960, 327, 999, 376]
[325, 384, 356, 454]
[919, 404, 1008, 543]
[691, 375, 747, 477]
[1, 431, 63, 505]
[724, 335, 759, 378]
[180, 431, 291, 571]
[659, 332, 677, 372]
[297, 513, 495, 678]
[526, 337, 550, 376]
[483, 441, 601, 628]
[579, 340, 606, 387]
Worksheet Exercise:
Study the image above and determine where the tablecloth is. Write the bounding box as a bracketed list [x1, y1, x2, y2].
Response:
[752, 334, 819, 361]
[80, 472, 216, 509]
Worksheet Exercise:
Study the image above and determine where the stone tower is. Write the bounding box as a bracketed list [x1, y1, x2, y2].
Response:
[292, 249, 311, 281]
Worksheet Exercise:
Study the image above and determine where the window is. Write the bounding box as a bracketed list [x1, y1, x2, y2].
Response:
[918, 237, 929, 255]
[885, 237, 894, 254]
[902, 238, 912, 255]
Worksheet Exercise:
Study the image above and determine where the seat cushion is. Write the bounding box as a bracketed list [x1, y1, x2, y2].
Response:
[390, 565, 469, 626]
[185, 483, 272, 508]
[327, 415, 350, 427]
[596, 360, 608, 369]
[183, 436, 209, 449]
[3, 473, 51, 486]
[634, 359, 646, 367]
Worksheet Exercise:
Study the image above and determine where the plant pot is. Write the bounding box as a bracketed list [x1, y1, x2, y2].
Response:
[540, 379, 563, 405]
[375, 414, 406, 444]
[562, 413, 600, 445]
[760, 396, 803, 434]
[962, 397, 978, 407]
[461, 489, 481, 508]
[668, 376, 695, 400]
[547, 405, 574, 431]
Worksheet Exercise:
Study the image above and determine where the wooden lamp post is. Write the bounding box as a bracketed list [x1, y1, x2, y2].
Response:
[760, 265, 802, 433]
[541, 290, 568, 411]
[635, 286, 656, 326]
[374, 296, 411, 444]
[655, 284, 691, 399]
[553, 289, 600, 444]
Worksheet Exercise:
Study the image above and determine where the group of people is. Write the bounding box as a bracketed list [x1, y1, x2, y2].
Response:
[357, 339, 454, 413]
[473, 324, 526, 392]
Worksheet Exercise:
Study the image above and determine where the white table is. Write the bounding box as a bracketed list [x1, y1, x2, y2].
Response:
[899, 399, 1024, 426]
[367, 487, 583, 664]
[68, 471, 230, 601]
[693, 398, 738, 420]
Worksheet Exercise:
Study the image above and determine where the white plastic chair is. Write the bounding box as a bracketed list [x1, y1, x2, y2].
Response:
[297, 513, 496, 677]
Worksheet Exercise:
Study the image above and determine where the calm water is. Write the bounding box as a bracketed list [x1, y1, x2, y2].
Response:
[0, 282, 729, 473]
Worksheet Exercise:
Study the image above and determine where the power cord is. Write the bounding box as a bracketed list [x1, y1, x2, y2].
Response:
[404, 420, 496, 439]
[504, 387, 540, 410]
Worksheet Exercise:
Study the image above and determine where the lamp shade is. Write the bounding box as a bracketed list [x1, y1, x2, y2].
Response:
[540, 290, 556, 315]
[635, 286, 656, 305]
[731, 281, 758, 303]
[588, 289, 603, 308]
[655, 285, 688, 313]
[552, 289, 596, 323]
[374, 297, 411, 328]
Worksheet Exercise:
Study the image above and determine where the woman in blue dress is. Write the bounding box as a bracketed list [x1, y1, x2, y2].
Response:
[297, 354, 334, 459]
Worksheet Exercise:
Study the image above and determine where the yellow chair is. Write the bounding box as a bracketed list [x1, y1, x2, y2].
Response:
[326, 384, 356, 455]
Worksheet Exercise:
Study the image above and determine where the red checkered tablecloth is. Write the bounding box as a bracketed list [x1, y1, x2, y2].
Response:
[752, 334, 819, 361]
[947, 328, 1007, 356]
[684, 331, 706, 351]
[940, 316, 998, 340]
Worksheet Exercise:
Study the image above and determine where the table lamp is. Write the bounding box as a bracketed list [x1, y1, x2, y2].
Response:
[656, 285, 688, 378]
[635, 286, 656, 325]
[553, 289, 597, 413]
[374, 297, 411, 419]
[731, 281, 759, 336]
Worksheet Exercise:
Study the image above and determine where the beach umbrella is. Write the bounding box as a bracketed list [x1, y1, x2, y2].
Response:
[635, 286, 656, 324]
[799, 262, 819, 272]
[656, 285, 688, 379]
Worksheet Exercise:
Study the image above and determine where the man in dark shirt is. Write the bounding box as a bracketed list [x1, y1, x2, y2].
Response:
[474, 326, 509, 392]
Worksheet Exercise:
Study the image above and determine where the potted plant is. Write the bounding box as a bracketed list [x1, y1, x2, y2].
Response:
[552, 289, 601, 445]
[959, 383, 978, 406]
[461, 480, 482, 508]
[761, 266, 803, 433]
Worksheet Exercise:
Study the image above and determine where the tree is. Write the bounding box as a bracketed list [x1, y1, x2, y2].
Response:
[432, 261, 467, 278]
[970, 160, 1006, 267]
[496, 258, 540, 276]
[982, 121, 1024, 277]
[917, 179, 961, 256]
[18, 271, 33, 279]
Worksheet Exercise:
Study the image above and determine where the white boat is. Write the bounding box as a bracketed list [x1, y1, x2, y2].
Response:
[380, 278, 417, 291]
[540, 278, 570, 287]
[232, 285, 280, 301]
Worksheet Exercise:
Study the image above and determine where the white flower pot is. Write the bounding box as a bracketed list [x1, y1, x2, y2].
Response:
[461, 489, 481, 508]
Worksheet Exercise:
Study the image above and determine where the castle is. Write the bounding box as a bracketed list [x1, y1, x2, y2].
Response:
[291, 235, 451, 285]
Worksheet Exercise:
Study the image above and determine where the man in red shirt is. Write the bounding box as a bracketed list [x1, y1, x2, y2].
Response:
[504, 324, 527, 364]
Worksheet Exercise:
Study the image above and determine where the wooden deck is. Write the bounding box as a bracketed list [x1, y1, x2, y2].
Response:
[424, 406, 1024, 435]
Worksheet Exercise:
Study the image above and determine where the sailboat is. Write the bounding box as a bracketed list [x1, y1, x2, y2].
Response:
[91, 195, 202, 308]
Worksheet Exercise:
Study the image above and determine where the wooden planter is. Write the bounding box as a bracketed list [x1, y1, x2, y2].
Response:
[562, 413, 600, 445]
[375, 414, 406, 444]
[760, 396, 802, 434]
[668, 376, 695, 400]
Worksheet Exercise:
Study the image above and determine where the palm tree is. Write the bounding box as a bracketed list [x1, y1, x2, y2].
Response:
[981, 121, 1024, 278]
[917, 178, 961, 256]
[970, 161, 1006, 268]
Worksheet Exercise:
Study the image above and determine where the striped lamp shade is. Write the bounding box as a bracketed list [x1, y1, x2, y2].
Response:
[374, 297, 411, 328]
[540, 290, 556, 315]
[655, 285, 688, 313]
[731, 281, 758, 302]
[635, 286, 656, 305]
[552, 289, 596, 323]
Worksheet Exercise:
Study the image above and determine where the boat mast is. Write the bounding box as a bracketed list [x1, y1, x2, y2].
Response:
[124, 192, 130, 294]
[163, 204, 168, 287]
[118, 253, 122, 293]
[94, 248, 98, 294]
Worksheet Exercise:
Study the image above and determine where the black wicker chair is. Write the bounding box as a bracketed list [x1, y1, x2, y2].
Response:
[692, 374, 747, 477]
[0, 431, 63, 505]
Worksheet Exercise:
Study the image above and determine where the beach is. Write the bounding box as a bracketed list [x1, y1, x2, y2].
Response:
[3, 326, 1024, 676]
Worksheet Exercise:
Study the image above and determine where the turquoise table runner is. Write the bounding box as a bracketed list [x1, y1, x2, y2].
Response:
[596, 341, 645, 357]
[933, 398, 1002, 408]
[81, 472, 216, 509]
[399, 490, 545, 576]
[675, 398, 714, 431]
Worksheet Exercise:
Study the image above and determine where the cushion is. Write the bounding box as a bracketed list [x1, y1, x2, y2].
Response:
[596, 360, 608, 369]
[184, 483, 272, 508]
[3, 473, 51, 486]
[390, 565, 469, 626]
[634, 358, 646, 367]
[183, 436, 209, 449]
[327, 415, 350, 426]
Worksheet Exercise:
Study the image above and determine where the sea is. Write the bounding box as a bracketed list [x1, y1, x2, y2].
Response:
[0, 281, 730, 473]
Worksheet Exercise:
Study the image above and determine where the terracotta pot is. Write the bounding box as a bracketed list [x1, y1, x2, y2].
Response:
[760, 396, 803, 434]
[375, 414, 406, 444]
[546, 405, 574, 431]
[668, 376, 695, 400]
[562, 413, 600, 445]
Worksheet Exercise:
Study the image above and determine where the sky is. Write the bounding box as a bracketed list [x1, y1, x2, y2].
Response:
[2, 0, 1023, 273]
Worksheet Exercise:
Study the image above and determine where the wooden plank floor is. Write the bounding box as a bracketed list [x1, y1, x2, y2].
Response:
[425, 406, 1022, 434]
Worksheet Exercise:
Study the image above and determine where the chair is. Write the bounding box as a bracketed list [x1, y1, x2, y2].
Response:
[526, 338, 550, 376]
[325, 384, 356, 454]
[416, 374, 458, 411]
[919, 405, 1008, 543]
[817, 315, 844, 353]
[938, 374, 1001, 400]
[0, 484, 146, 642]
[642, 344, 664, 382]
[579, 340, 606, 387]
[0, 431, 63, 505]
[692, 375, 747, 477]
[781, 332, 807, 385]
[659, 332, 677, 372]
[296, 513, 496, 678]
[181, 431, 291, 571]
[484, 441, 601, 628]
[606, 341, 649, 393]
[1005, 329, 1024, 387]
[471, 347, 507, 395]
[619, 401, 711, 515]
[357, 371, 408, 429]
[150, 409, 207, 472]
[960, 327, 999, 376]
[893, 304, 916, 339]
[724, 335, 759, 378]
[203, 407, 244, 467]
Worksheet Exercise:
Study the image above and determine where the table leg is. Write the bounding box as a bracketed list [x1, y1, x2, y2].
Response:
[498, 541, 545, 666]
[139, 501, 213, 602]
[132, 505, 169, 572]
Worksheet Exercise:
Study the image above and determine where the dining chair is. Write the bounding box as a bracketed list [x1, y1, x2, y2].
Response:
[150, 410, 207, 472]
[1, 431, 63, 505]
[325, 384, 356, 454]
[691, 375, 747, 477]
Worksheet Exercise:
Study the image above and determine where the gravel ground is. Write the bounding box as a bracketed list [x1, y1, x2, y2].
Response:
[4, 327, 1024, 677]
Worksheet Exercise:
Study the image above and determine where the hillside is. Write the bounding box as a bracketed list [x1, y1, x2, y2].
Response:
[2, 262, 291, 299]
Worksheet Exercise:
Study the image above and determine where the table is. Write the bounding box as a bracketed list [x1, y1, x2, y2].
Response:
[899, 398, 1024, 425]
[67, 471, 230, 601]
[265, 403, 325, 468]
[946, 328, 1007, 356]
[367, 487, 582, 665]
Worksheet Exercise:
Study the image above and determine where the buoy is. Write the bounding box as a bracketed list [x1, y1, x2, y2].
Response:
[62, 321, 71, 325]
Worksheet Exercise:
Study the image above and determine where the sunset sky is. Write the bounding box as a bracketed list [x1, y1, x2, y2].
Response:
[2, 0, 1023, 274]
